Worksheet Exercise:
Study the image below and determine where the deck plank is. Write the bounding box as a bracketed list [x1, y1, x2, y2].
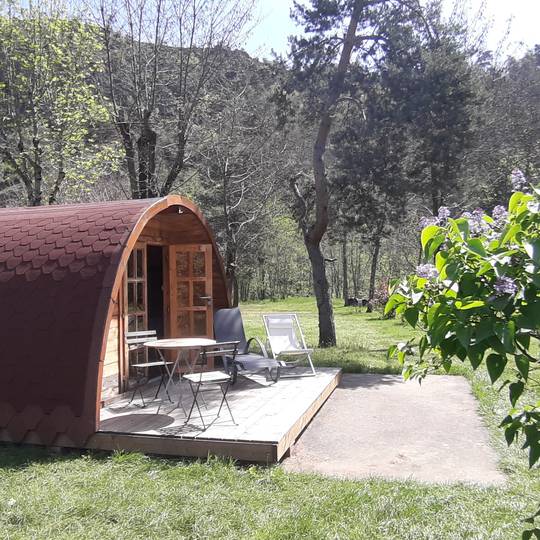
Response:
[94, 367, 341, 461]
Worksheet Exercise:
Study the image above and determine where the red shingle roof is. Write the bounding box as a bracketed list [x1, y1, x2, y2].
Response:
[0, 199, 159, 445]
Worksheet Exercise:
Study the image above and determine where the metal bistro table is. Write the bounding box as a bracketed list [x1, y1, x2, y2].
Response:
[144, 337, 216, 413]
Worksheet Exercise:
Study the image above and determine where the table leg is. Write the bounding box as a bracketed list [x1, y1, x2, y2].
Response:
[164, 349, 182, 396]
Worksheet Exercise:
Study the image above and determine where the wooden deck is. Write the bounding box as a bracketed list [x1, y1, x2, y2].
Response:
[92, 367, 341, 462]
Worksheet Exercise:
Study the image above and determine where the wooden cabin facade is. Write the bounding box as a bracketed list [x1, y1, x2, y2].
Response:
[0, 196, 230, 447]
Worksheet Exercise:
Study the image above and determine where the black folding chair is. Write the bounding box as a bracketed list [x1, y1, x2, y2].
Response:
[182, 341, 240, 430]
[126, 330, 174, 407]
[214, 308, 281, 383]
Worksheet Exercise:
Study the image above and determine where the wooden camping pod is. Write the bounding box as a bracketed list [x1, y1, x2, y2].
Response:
[0, 196, 230, 447]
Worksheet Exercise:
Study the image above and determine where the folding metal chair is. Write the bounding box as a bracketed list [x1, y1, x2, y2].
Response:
[262, 313, 316, 376]
[126, 330, 174, 407]
[182, 341, 240, 430]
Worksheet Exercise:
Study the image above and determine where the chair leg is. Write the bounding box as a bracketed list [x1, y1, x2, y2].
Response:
[153, 367, 173, 402]
[217, 381, 235, 424]
[307, 354, 317, 376]
[271, 366, 280, 383]
[128, 370, 146, 407]
[186, 380, 205, 430]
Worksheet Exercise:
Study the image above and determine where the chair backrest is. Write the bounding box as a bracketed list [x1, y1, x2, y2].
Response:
[195, 341, 240, 380]
[213, 308, 248, 354]
[125, 330, 157, 351]
[263, 313, 306, 356]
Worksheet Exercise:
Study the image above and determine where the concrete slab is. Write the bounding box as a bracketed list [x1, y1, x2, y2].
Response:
[282, 373, 505, 485]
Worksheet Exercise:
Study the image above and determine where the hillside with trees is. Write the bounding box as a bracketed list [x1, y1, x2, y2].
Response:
[1, 0, 538, 344]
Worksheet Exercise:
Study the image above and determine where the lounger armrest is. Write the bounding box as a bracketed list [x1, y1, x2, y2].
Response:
[246, 337, 268, 357]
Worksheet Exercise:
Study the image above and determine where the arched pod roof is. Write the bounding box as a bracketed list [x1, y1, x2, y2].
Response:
[0, 196, 229, 446]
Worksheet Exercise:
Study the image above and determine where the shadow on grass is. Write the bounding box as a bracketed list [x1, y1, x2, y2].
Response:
[0, 442, 105, 471]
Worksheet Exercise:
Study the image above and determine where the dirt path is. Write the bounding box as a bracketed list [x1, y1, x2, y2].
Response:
[283, 373, 505, 485]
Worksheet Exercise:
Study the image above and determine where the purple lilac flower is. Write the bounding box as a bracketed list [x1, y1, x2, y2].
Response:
[416, 264, 438, 279]
[419, 207, 451, 230]
[492, 205, 508, 225]
[461, 208, 490, 236]
[437, 206, 451, 221]
[511, 169, 528, 192]
[494, 276, 518, 296]
[419, 216, 438, 229]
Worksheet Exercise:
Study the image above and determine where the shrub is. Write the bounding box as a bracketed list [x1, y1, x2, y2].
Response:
[386, 175, 540, 533]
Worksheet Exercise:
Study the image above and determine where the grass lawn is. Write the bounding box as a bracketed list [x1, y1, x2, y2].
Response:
[1, 297, 539, 539]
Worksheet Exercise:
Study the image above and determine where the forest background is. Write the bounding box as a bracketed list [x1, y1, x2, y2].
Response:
[0, 0, 538, 341]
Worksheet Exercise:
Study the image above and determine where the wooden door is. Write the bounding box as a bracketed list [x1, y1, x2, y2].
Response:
[169, 244, 213, 338]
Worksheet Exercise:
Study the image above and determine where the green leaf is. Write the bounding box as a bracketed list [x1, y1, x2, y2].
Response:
[494, 321, 516, 352]
[499, 223, 520, 246]
[384, 294, 403, 315]
[477, 261, 493, 276]
[386, 344, 397, 360]
[529, 443, 540, 468]
[468, 347, 484, 369]
[456, 326, 471, 348]
[426, 235, 445, 258]
[509, 381, 525, 407]
[521, 301, 540, 327]
[509, 191, 524, 213]
[515, 355, 530, 380]
[525, 239, 540, 265]
[435, 251, 448, 272]
[475, 319, 494, 342]
[504, 422, 520, 446]
[486, 353, 507, 383]
[455, 300, 485, 310]
[442, 261, 459, 281]
[403, 308, 419, 328]
[467, 238, 487, 257]
[421, 225, 442, 250]
[450, 218, 469, 239]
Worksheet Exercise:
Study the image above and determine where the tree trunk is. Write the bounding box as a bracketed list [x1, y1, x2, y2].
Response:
[137, 116, 158, 198]
[368, 236, 381, 301]
[117, 120, 139, 199]
[225, 241, 239, 307]
[160, 127, 187, 196]
[341, 234, 349, 303]
[301, 6, 359, 347]
[30, 136, 43, 206]
[305, 238, 336, 347]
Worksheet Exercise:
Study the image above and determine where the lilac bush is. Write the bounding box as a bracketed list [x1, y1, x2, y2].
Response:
[387, 177, 540, 535]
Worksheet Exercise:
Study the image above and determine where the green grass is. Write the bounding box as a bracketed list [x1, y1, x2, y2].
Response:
[242, 297, 414, 374]
[1, 297, 539, 539]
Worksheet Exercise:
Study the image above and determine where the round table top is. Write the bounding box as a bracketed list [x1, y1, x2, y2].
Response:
[143, 337, 216, 349]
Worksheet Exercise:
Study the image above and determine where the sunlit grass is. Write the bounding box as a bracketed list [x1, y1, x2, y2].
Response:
[241, 297, 415, 373]
[0, 297, 539, 539]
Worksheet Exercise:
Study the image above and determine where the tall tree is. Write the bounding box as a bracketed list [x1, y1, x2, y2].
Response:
[0, 2, 114, 206]
[384, 3, 476, 213]
[196, 54, 284, 305]
[95, 0, 254, 199]
[288, 0, 424, 346]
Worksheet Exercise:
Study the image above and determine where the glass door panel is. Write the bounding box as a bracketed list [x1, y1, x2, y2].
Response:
[126, 246, 147, 379]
